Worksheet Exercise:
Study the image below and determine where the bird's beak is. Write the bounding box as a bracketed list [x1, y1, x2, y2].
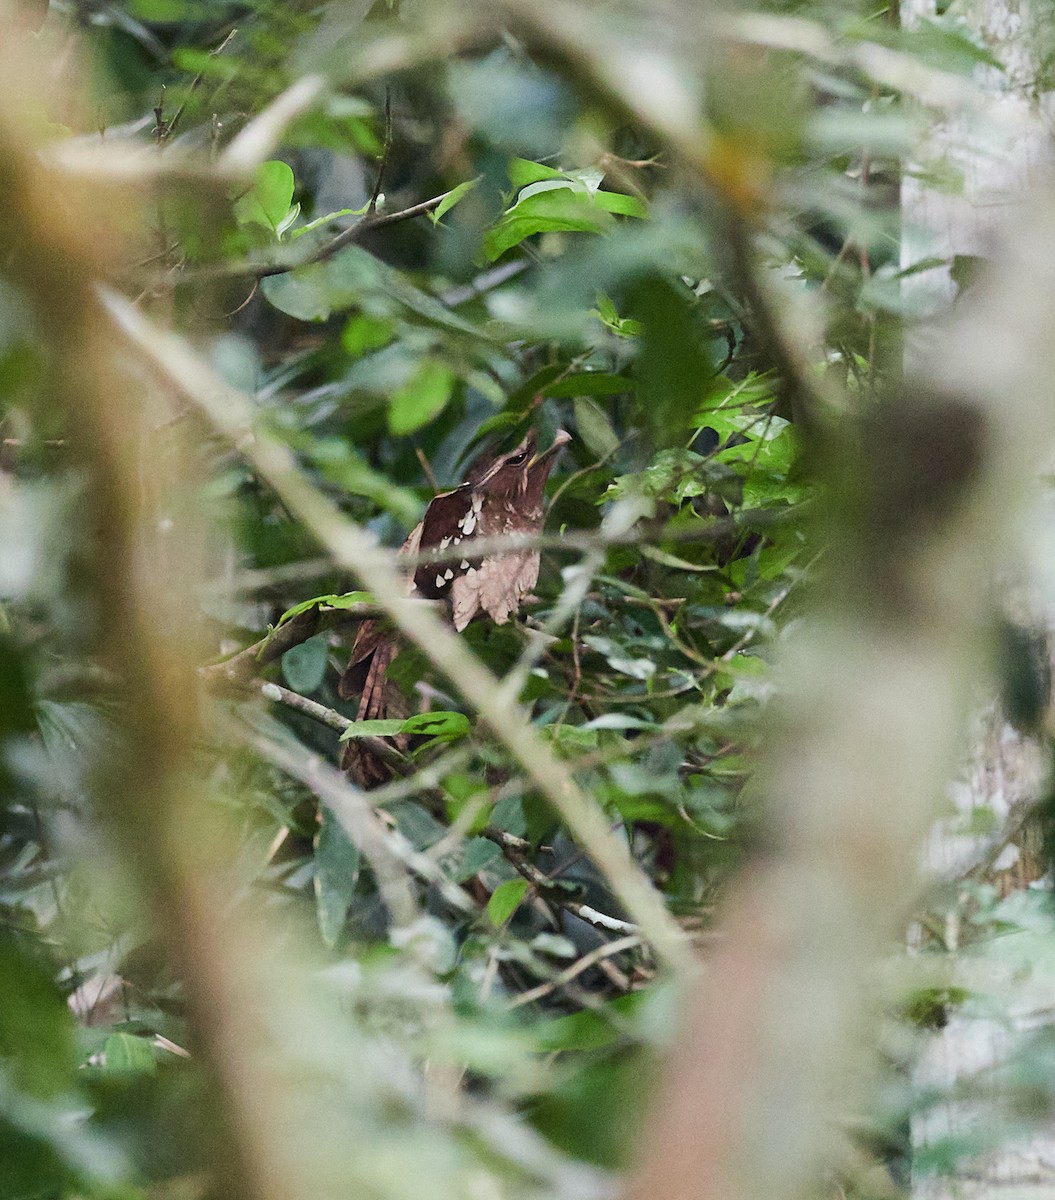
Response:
[528, 428, 572, 469]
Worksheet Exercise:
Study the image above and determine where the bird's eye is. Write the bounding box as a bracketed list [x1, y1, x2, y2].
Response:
[507, 451, 527, 466]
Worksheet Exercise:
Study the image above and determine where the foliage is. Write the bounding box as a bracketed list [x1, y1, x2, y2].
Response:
[1, 2, 1052, 1199]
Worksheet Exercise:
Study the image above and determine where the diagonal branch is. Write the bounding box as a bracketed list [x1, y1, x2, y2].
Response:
[100, 285, 694, 977]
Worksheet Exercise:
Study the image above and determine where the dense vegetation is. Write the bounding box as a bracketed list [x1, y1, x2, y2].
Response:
[3, 2, 1055, 1198]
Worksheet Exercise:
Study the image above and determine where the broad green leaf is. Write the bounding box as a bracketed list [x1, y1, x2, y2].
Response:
[0, 934, 77, 1097]
[630, 276, 714, 446]
[339, 710, 470, 743]
[307, 438, 422, 526]
[342, 313, 393, 357]
[606, 449, 710, 505]
[314, 805, 361, 948]
[429, 178, 479, 223]
[339, 718, 406, 741]
[573, 397, 621, 460]
[530, 993, 645, 1052]
[281, 634, 328, 694]
[457, 837, 504, 881]
[705, 409, 789, 442]
[102, 1033, 156, 1075]
[546, 372, 632, 399]
[484, 179, 648, 260]
[487, 879, 529, 926]
[592, 191, 648, 218]
[262, 245, 491, 340]
[483, 188, 613, 261]
[508, 158, 569, 188]
[400, 710, 471, 740]
[388, 359, 456, 435]
[234, 160, 296, 232]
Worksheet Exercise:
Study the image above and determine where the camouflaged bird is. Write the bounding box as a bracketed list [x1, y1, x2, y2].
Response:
[338, 427, 571, 784]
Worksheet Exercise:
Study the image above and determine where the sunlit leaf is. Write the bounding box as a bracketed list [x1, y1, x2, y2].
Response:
[487, 879, 529, 926]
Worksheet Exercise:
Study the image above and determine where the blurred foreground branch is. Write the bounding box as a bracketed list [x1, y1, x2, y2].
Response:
[100, 286, 694, 977]
[621, 200, 1055, 1199]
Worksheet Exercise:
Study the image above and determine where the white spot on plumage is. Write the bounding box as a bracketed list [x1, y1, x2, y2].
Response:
[460, 560, 469, 570]
[435, 574, 445, 589]
[444, 568, 454, 581]
[439, 536, 450, 549]
[463, 512, 476, 535]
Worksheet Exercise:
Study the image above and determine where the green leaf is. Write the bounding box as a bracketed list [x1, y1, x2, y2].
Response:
[342, 313, 393, 357]
[483, 190, 604, 262]
[508, 158, 569, 188]
[0, 933, 77, 1097]
[307, 438, 423, 526]
[102, 1033, 156, 1075]
[456, 836, 504, 881]
[233, 160, 296, 232]
[629, 276, 714, 447]
[530, 992, 645, 1052]
[275, 591, 373, 628]
[606, 449, 710, 505]
[487, 879, 529, 926]
[546, 372, 632, 399]
[327, 591, 376, 611]
[573, 397, 621, 460]
[292, 204, 369, 240]
[591, 190, 649, 218]
[388, 359, 456, 435]
[338, 710, 470, 743]
[262, 244, 493, 337]
[400, 710, 471, 740]
[429, 178, 479, 223]
[640, 545, 717, 572]
[281, 634, 328, 694]
[314, 805, 361, 948]
[275, 202, 302, 240]
[339, 718, 407, 741]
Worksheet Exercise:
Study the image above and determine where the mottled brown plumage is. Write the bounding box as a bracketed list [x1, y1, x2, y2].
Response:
[338, 428, 570, 785]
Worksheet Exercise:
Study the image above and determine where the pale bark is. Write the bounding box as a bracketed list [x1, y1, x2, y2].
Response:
[904, 4, 1055, 1195]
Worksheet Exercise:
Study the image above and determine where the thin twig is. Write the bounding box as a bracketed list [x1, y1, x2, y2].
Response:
[197, 599, 442, 689]
[509, 934, 642, 1008]
[176, 189, 458, 286]
[101, 286, 694, 975]
[244, 728, 431, 926]
[367, 88, 393, 214]
[161, 28, 238, 142]
[260, 681, 412, 775]
[415, 446, 439, 492]
[481, 826, 640, 936]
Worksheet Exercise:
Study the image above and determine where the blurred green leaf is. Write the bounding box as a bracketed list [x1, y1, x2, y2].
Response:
[430, 179, 480, 224]
[388, 360, 456, 435]
[102, 1034, 156, 1076]
[315, 805, 361, 948]
[487, 879, 529, 926]
[281, 634, 328, 694]
[233, 160, 296, 233]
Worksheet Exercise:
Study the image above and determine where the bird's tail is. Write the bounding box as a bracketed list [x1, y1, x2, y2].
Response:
[338, 622, 409, 786]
